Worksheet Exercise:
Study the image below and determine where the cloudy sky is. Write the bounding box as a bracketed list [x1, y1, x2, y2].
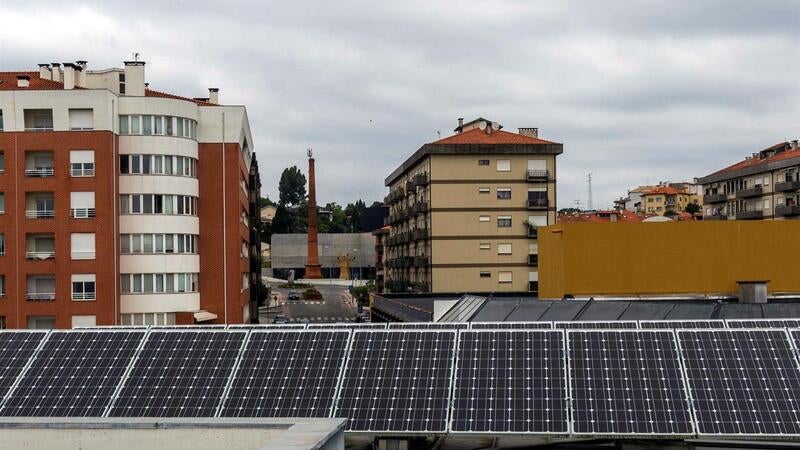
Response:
[1, 0, 797, 208]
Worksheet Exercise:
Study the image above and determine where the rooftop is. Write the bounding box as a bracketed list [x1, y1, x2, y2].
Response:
[699, 141, 800, 184]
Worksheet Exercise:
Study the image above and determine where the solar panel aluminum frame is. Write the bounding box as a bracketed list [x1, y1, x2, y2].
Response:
[566, 329, 696, 439]
[218, 329, 352, 418]
[448, 329, 571, 437]
[227, 324, 308, 330]
[724, 318, 800, 329]
[676, 328, 800, 440]
[468, 321, 554, 329]
[554, 320, 639, 330]
[104, 328, 248, 418]
[638, 319, 726, 329]
[0, 330, 51, 412]
[387, 323, 469, 329]
[334, 329, 458, 436]
[307, 323, 387, 329]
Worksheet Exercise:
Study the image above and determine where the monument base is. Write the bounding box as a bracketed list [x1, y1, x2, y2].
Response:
[304, 264, 323, 279]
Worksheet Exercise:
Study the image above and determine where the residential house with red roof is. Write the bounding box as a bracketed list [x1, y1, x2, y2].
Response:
[0, 59, 261, 329]
[698, 141, 800, 220]
[381, 118, 563, 295]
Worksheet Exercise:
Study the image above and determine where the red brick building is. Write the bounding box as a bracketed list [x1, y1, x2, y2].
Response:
[0, 60, 261, 328]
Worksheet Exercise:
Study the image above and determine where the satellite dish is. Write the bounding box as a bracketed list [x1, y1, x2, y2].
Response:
[478, 121, 487, 130]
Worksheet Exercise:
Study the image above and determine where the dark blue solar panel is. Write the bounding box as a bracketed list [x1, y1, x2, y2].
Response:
[0, 332, 47, 401]
[469, 322, 553, 329]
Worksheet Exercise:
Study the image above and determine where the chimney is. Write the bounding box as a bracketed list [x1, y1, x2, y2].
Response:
[50, 63, 62, 82]
[75, 61, 87, 87]
[62, 63, 76, 89]
[518, 127, 539, 138]
[38, 64, 51, 80]
[208, 88, 219, 104]
[456, 117, 464, 133]
[123, 60, 146, 96]
[16, 75, 30, 88]
[791, 140, 799, 150]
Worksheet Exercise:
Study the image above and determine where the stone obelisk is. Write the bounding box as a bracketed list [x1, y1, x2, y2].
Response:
[304, 148, 322, 279]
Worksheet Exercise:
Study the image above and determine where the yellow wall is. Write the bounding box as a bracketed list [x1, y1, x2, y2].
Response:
[539, 221, 800, 298]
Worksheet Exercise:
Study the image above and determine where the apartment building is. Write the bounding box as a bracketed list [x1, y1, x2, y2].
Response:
[639, 185, 700, 216]
[698, 140, 800, 220]
[0, 59, 260, 329]
[382, 118, 563, 294]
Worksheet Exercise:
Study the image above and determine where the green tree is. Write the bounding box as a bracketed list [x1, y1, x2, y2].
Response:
[344, 199, 367, 232]
[278, 166, 307, 206]
[259, 196, 276, 208]
[685, 202, 701, 214]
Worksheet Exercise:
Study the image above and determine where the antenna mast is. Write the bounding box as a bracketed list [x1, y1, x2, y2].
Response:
[587, 173, 594, 211]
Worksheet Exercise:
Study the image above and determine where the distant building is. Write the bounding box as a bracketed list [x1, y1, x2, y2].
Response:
[639, 185, 701, 216]
[271, 233, 376, 280]
[558, 209, 648, 223]
[382, 117, 563, 294]
[373, 226, 390, 293]
[260, 205, 277, 224]
[698, 140, 800, 220]
[614, 185, 656, 212]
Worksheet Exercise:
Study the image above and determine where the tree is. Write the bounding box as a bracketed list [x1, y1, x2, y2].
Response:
[685, 202, 701, 215]
[344, 199, 367, 232]
[558, 207, 581, 214]
[258, 196, 276, 208]
[278, 166, 307, 206]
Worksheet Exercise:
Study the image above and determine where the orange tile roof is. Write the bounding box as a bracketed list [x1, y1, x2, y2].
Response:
[0, 71, 67, 90]
[706, 142, 799, 177]
[642, 186, 683, 196]
[558, 210, 649, 223]
[432, 128, 555, 145]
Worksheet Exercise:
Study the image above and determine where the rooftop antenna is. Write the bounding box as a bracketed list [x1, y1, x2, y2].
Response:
[587, 173, 594, 211]
[307, 147, 313, 159]
[436, 130, 441, 139]
[574, 199, 582, 210]
[133, 52, 140, 62]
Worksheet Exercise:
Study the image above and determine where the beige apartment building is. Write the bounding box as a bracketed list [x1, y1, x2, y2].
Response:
[699, 140, 800, 220]
[382, 118, 563, 294]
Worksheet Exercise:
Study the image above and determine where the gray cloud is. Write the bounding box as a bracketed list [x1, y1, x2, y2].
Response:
[0, 0, 797, 208]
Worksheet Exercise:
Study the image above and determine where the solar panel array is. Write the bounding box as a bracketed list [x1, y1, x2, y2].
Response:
[470, 321, 553, 329]
[387, 323, 468, 329]
[1, 321, 800, 439]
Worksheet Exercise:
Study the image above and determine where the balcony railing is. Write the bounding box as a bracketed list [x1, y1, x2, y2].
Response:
[24, 127, 54, 132]
[703, 193, 728, 204]
[775, 180, 800, 193]
[71, 167, 95, 177]
[405, 181, 414, 192]
[71, 208, 96, 219]
[25, 168, 54, 177]
[25, 251, 55, 260]
[72, 292, 96, 301]
[26, 292, 56, 301]
[527, 199, 548, 210]
[528, 254, 539, 266]
[775, 205, 800, 217]
[412, 229, 430, 241]
[26, 210, 55, 219]
[413, 256, 429, 267]
[413, 173, 429, 187]
[736, 210, 763, 220]
[527, 226, 538, 238]
[527, 170, 549, 182]
[412, 203, 428, 215]
[736, 186, 763, 199]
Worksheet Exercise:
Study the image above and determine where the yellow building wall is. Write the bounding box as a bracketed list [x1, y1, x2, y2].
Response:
[538, 221, 800, 298]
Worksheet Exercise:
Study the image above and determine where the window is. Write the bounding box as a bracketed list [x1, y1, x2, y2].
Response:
[71, 274, 96, 301]
[0, 193, 4, 213]
[71, 315, 96, 328]
[478, 159, 490, 166]
[119, 154, 198, 177]
[23, 109, 54, 131]
[0, 275, 4, 297]
[142, 115, 152, 135]
[0, 234, 4, 255]
[70, 150, 95, 177]
[0, 152, 4, 172]
[497, 188, 511, 199]
[0, 110, 3, 131]
[479, 243, 491, 250]
[121, 312, 176, 326]
[130, 115, 140, 134]
[70, 192, 95, 218]
[765, 199, 771, 210]
[70, 233, 95, 260]
[68, 109, 93, 130]
[479, 271, 491, 278]
[497, 243, 512, 254]
[479, 215, 491, 222]
[498, 271, 513, 283]
[478, 187, 490, 194]
[120, 194, 197, 216]
[497, 159, 511, 172]
[121, 273, 199, 294]
[119, 72, 126, 95]
[497, 216, 512, 227]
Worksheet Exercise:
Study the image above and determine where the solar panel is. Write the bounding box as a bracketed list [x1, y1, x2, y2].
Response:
[639, 320, 726, 329]
[726, 318, 800, 329]
[0, 331, 47, 404]
[387, 322, 469, 329]
[334, 330, 456, 432]
[450, 330, 568, 434]
[555, 321, 638, 330]
[219, 330, 350, 417]
[227, 324, 308, 330]
[307, 323, 387, 330]
[0, 330, 145, 417]
[150, 325, 227, 329]
[107, 330, 246, 417]
[470, 321, 553, 329]
[568, 330, 694, 436]
[76, 326, 150, 330]
[678, 329, 800, 437]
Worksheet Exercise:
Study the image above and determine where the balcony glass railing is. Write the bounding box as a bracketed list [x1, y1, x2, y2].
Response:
[25, 251, 55, 260]
[72, 292, 96, 301]
[26, 292, 56, 301]
[71, 167, 95, 177]
[25, 168, 54, 177]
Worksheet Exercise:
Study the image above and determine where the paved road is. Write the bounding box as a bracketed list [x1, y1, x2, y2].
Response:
[259, 281, 358, 324]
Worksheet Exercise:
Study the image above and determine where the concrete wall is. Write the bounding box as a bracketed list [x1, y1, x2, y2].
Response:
[271, 233, 376, 268]
[538, 221, 800, 299]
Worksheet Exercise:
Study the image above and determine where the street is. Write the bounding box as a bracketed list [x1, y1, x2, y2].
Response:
[259, 281, 359, 324]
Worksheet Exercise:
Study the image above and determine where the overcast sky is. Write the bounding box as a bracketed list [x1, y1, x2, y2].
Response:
[1, 0, 797, 208]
